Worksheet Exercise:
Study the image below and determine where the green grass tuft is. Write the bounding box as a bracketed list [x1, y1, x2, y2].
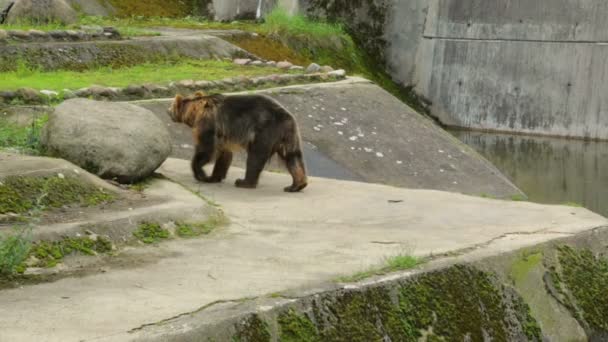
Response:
[0, 228, 32, 275]
[175, 213, 227, 238]
[338, 254, 423, 283]
[133, 222, 170, 244]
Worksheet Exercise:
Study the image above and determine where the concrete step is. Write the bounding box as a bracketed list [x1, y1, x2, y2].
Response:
[0, 158, 604, 341]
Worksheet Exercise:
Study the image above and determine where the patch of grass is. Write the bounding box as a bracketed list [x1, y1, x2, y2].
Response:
[509, 251, 543, 285]
[28, 236, 112, 268]
[337, 254, 423, 283]
[0, 114, 48, 153]
[133, 222, 170, 244]
[0, 175, 114, 215]
[264, 8, 346, 39]
[175, 213, 227, 238]
[563, 202, 583, 208]
[0, 59, 295, 91]
[0, 227, 32, 275]
[510, 194, 528, 201]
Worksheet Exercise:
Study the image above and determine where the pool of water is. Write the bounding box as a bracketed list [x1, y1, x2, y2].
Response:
[449, 129, 608, 218]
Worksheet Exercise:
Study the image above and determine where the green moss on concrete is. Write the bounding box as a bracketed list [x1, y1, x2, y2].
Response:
[398, 265, 509, 341]
[317, 265, 541, 341]
[175, 212, 227, 238]
[234, 314, 271, 342]
[320, 287, 417, 341]
[510, 251, 543, 285]
[28, 236, 113, 268]
[554, 245, 608, 333]
[278, 309, 320, 342]
[133, 222, 170, 244]
[0, 175, 114, 215]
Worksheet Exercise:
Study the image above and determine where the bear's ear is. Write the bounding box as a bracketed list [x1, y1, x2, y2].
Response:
[175, 94, 184, 111]
[194, 91, 206, 97]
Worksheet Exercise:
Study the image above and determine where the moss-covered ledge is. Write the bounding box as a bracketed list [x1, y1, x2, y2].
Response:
[227, 265, 541, 342]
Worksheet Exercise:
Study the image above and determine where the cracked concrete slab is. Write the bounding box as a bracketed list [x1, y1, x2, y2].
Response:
[0, 158, 605, 342]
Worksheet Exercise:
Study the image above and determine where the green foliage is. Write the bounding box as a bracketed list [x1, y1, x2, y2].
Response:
[0, 59, 295, 91]
[263, 8, 347, 39]
[133, 222, 170, 244]
[0, 228, 32, 275]
[0, 114, 48, 153]
[338, 254, 422, 283]
[234, 314, 271, 342]
[0, 175, 114, 215]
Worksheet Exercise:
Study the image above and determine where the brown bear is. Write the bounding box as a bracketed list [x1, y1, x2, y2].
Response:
[168, 91, 308, 192]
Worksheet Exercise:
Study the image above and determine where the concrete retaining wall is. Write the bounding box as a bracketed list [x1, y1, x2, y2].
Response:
[305, 0, 608, 140]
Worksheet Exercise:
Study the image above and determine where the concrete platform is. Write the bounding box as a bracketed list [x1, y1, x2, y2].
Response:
[0, 158, 605, 342]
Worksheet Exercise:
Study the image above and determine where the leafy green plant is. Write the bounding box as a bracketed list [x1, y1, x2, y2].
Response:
[133, 222, 170, 244]
[338, 254, 423, 283]
[0, 114, 48, 153]
[0, 228, 32, 275]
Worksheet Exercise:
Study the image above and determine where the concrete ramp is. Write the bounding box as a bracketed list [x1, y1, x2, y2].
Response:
[137, 78, 522, 199]
[0, 158, 605, 342]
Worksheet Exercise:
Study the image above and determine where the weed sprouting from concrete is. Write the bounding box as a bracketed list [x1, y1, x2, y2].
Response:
[133, 222, 170, 244]
[0, 114, 48, 154]
[0, 227, 32, 275]
[175, 213, 226, 238]
[337, 254, 423, 283]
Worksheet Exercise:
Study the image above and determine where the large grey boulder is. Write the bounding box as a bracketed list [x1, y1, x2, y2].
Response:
[42, 99, 172, 183]
[6, 0, 77, 24]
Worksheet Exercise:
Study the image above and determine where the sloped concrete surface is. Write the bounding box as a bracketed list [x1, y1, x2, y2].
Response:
[0, 158, 605, 342]
[137, 78, 522, 198]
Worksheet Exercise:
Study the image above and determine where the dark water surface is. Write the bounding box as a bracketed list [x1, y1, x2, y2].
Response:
[449, 129, 608, 217]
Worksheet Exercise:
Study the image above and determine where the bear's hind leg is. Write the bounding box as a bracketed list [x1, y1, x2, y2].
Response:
[282, 151, 308, 192]
[208, 150, 233, 183]
[235, 140, 272, 189]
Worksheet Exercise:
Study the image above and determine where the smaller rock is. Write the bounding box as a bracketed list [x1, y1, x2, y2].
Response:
[49, 30, 69, 40]
[194, 80, 210, 88]
[66, 30, 83, 40]
[40, 90, 59, 97]
[0, 30, 7, 40]
[28, 30, 48, 40]
[250, 60, 264, 66]
[74, 87, 91, 98]
[277, 61, 293, 69]
[328, 69, 346, 78]
[143, 84, 170, 97]
[102, 27, 121, 39]
[233, 58, 252, 66]
[16, 88, 43, 103]
[122, 85, 146, 98]
[7, 30, 30, 41]
[88, 86, 117, 99]
[177, 80, 196, 89]
[61, 89, 76, 100]
[266, 61, 277, 67]
[320, 65, 334, 73]
[290, 66, 305, 71]
[306, 63, 322, 74]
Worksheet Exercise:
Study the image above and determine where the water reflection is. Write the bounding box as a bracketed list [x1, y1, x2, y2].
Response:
[449, 129, 608, 217]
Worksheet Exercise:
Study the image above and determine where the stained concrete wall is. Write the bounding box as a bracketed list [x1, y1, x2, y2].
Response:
[304, 0, 608, 140]
[212, 0, 298, 20]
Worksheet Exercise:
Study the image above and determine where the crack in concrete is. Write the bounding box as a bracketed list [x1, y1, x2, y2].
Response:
[423, 35, 608, 44]
[127, 297, 257, 334]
